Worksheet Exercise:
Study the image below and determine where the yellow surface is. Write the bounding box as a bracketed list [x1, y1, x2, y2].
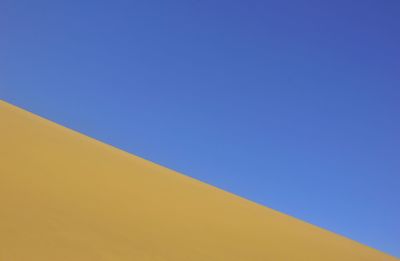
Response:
[0, 99, 397, 261]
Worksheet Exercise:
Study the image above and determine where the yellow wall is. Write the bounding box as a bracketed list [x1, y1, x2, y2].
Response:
[0, 100, 397, 261]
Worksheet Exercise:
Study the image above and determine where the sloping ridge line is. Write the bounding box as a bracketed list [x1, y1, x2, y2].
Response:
[0, 99, 397, 261]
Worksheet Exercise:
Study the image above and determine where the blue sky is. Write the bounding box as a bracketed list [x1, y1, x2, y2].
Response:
[2, 0, 400, 257]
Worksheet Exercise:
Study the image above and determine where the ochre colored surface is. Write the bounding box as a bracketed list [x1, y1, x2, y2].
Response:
[0, 100, 397, 261]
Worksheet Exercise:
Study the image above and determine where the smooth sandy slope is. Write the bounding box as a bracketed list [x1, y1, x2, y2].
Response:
[0, 100, 398, 261]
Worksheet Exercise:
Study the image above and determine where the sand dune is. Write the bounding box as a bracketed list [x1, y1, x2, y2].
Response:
[0, 100, 397, 260]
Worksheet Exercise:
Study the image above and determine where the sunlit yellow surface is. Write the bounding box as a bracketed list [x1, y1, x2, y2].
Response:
[0, 100, 397, 261]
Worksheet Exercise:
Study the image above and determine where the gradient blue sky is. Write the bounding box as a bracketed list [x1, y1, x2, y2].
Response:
[2, 0, 400, 257]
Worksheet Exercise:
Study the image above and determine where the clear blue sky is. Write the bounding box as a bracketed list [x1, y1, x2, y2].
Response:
[2, 0, 399, 257]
